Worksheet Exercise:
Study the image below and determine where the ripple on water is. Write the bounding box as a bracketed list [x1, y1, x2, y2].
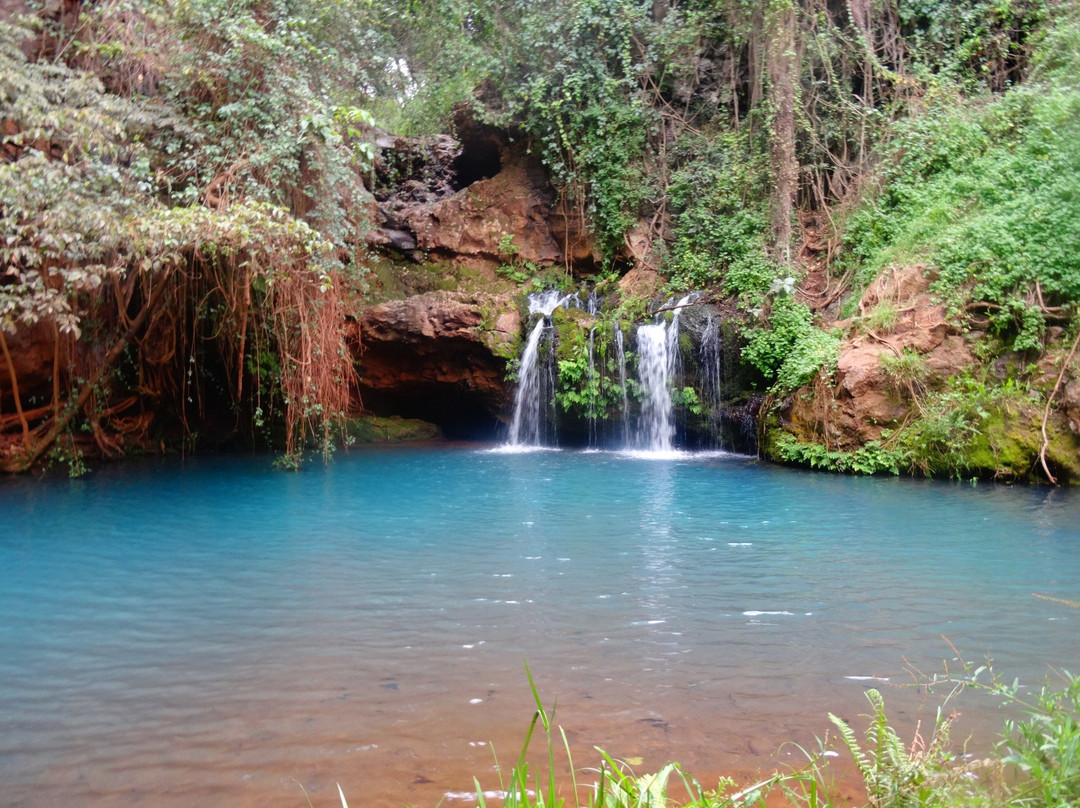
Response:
[0, 449, 1077, 808]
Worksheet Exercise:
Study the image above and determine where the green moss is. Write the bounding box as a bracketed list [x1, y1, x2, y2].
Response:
[344, 415, 442, 444]
[366, 255, 408, 303]
[550, 307, 593, 363]
[966, 406, 1080, 483]
[964, 410, 1034, 479]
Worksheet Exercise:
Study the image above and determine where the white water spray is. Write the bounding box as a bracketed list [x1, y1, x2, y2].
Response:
[505, 291, 573, 447]
[635, 294, 696, 452]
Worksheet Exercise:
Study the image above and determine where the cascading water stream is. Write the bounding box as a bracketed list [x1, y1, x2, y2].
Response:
[586, 324, 598, 447]
[614, 324, 630, 446]
[506, 288, 711, 452]
[635, 294, 696, 452]
[699, 311, 725, 447]
[505, 291, 572, 447]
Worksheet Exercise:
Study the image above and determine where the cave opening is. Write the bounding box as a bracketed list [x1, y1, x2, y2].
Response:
[450, 131, 503, 190]
[359, 386, 502, 441]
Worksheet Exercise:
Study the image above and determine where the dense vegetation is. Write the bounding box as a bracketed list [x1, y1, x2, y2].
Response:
[1, 0, 1078, 478]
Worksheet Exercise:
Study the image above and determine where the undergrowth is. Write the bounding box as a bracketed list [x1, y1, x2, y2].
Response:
[838, 16, 1080, 352]
[771, 369, 1050, 479]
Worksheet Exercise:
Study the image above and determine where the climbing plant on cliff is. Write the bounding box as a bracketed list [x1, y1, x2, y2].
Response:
[492, 0, 654, 262]
[840, 14, 1080, 351]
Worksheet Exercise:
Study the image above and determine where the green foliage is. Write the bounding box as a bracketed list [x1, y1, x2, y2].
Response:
[555, 323, 624, 420]
[880, 349, 929, 399]
[556, 344, 601, 416]
[496, 0, 654, 260]
[154, 0, 377, 246]
[897, 383, 989, 478]
[46, 433, 89, 478]
[671, 386, 702, 416]
[770, 370, 1054, 479]
[464, 653, 1080, 808]
[925, 647, 1080, 808]
[773, 434, 906, 475]
[0, 16, 359, 469]
[839, 17, 1080, 352]
[774, 328, 841, 393]
[741, 299, 840, 390]
[666, 127, 778, 302]
[496, 234, 545, 285]
[897, 0, 1048, 91]
[863, 302, 901, 334]
[999, 672, 1080, 807]
[366, 0, 502, 135]
[829, 689, 964, 808]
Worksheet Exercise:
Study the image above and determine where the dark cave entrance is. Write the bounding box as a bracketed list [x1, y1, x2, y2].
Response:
[450, 130, 503, 190]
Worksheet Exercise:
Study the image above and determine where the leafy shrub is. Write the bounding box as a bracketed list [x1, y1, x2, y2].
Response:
[881, 349, 929, 399]
[839, 19, 1080, 352]
[864, 301, 900, 333]
[500, 0, 653, 261]
[666, 127, 778, 302]
[898, 385, 989, 478]
[774, 434, 907, 475]
[741, 299, 839, 390]
[0, 17, 361, 470]
[830, 688, 966, 808]
[999, 672, 1080, 808]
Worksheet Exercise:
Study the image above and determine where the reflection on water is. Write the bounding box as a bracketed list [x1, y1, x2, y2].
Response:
[0, 448, 1078, 808]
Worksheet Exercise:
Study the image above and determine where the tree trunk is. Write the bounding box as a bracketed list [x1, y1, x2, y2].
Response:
[768, 0, 798, 264]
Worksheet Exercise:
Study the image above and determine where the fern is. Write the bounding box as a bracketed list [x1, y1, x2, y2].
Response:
[829, 709, 875, 785]
[830, 689, 968, 808]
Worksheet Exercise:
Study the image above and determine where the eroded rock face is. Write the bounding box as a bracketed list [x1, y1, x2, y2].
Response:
[777, 265, 975, 448]
[357, 113, 603, 437]
[368, 113, 595, 270]
[403, 162, 566, 265]
[357, 291, 519, 438]
[1065, 379, 1080, 437]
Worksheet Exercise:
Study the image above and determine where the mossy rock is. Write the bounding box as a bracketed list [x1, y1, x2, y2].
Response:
[345, 415, 442, 444]
[965, 405, 1080, 483]
[759, 408, 788, 464]
[550, 307, 594, 362]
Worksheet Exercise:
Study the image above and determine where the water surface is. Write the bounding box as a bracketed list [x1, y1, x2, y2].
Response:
[1, 448, 1077, 807]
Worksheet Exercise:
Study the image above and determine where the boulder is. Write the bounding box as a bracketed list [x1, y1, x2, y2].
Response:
[403, 162, 565, 264]
[357, 291, 520, 438]
[367, 112, 596, 270]
[778, 265, 974, 448]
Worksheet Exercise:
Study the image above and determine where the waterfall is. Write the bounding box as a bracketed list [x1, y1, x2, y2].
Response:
[614, 323, 630, 446]
[504, 288, 714, 453]
[635, 294, 694, 452]
[505, 291, 571, 447]
[585, 289, 600, 316]
[586, 324, 598, 447]
[699, 311, 725, 447]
